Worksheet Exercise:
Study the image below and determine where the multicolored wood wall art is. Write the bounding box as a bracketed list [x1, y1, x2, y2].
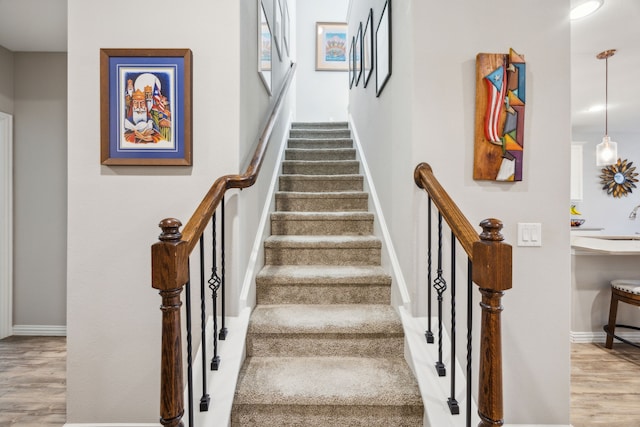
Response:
[473, 48, 525, 181]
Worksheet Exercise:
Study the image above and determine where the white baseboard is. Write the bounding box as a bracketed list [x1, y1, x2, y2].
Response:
[13, 324, 66, 336]
[570, 330, 640, 343]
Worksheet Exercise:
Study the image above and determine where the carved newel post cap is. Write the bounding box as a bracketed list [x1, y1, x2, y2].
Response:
[158, 218, 183, 242]
[479, 218, 504, 242]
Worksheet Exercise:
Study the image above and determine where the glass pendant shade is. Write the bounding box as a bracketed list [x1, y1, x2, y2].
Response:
[596, 135, 617, 166]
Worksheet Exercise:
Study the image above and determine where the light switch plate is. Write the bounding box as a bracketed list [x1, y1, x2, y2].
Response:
[517, 223, 542, 247]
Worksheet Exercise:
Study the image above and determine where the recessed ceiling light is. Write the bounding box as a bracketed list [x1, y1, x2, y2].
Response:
[570, 0, 604, 20]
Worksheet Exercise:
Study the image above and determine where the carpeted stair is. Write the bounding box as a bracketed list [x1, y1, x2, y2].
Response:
[231, 122, 424, 426]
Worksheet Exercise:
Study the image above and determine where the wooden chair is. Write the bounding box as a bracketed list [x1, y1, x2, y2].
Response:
[604, 279, 640, 349]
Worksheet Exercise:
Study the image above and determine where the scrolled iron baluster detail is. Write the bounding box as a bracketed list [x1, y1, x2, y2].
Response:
[434, 213, 447, 377]
[466, 259, 473, 427]
[426, 197, 434, 344]
[208, 212, 222, 370]
[448, 232, 459, 415]
[198, 236, 210, 411]
[184, 264, 194, 425]
[219, 197, 228, 340]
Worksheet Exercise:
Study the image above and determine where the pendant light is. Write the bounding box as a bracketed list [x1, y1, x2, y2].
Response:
[595, 49, 618, 166]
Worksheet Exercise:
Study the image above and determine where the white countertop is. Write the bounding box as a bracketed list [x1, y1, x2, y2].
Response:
[571, 235, 640, 255]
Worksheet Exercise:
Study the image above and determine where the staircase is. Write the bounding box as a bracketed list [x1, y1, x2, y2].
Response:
[231, 122, 424, 426]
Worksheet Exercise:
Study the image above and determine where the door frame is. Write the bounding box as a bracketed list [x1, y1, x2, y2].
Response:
[0, 112, 13, 339]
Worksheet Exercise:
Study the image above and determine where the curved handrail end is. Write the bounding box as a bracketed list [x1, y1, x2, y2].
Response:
[413, 162, 432, 189]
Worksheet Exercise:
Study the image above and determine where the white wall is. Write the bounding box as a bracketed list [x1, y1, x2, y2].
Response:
[348, 0, 571, 424]
[295, 0, 349, 122]
[66, 0, 241, 422]
[572, 130, 640, 235]
[13, 53, 67, 329]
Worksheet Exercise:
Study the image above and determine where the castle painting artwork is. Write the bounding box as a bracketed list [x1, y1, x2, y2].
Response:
[121, 70, 174, 147]
[473, 48, 526, 181]
[100, 49, 192, 165]
[316, 22, 348, 71]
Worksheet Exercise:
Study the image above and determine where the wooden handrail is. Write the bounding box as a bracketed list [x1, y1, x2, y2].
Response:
[151, 62, 296, 427]
[414, 162, 512, 427]
[181, 62, 297, 254]
[414, 162, 479, 258]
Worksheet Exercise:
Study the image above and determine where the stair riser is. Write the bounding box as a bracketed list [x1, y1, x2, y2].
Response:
[265, 247, 381, 265]
[231, 405, 423, 427]
[290, 129, 351, 138]
[291, 122, 349, 129]
[288, 139, 353, 149]
[278, 176, 363, 192]
[276, 196, 368, 212]
[271, 218, 373, 235]
[285, 149, 356, 161]
[256, 284, 391, 305]
[246, 335, 404, 358]
[283, 162, 359, 175]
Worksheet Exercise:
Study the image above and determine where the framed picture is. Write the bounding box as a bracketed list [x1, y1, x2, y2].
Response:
[283, 0, 290, 56]
[354, 22, 363, 86]
[376, 0, 392, 97]
[274, 0, 283, 60]
[316, 22, 348, 71]
[258, 0, 272, 94]
[349, 36, 355, 89]
[362, 9, 374, 88]
[100, 48, 192, 166]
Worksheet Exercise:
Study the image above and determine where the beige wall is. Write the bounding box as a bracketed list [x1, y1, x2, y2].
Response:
[348, 0, 572, 424]
[12, 52, 67, 329]
[66, 0, 242, 422]
[0, 45, 13, 114]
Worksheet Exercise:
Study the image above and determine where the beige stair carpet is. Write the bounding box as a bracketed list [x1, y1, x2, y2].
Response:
[232, 122, 424, 426]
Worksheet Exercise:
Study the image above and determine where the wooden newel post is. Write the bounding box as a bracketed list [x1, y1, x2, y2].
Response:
[151, 218, 189, 427]
[472, 218, 512, 427]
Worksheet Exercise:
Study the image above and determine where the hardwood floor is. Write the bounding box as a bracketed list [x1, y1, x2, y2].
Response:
[0, 336, 66, 426]
[571, 342, 640, 427]
[0, 336, 638, 426]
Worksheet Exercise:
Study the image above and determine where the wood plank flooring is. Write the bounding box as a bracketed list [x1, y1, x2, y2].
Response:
[0, 337, 638, 426]
[0, 336, 66, 426]
[571, 342, 640, 427]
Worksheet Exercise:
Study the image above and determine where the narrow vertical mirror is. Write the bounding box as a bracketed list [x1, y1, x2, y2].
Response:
[258, 1, 272, 95]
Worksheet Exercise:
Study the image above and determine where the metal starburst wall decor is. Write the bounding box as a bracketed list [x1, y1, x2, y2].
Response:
[600, 158, 638, 198]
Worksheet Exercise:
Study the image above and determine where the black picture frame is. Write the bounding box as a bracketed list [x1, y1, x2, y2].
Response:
[349, 36, 355, 89]
[355, 22, 363, 86]
[375, 0, 392, 97]
[362, 9, 374, 88]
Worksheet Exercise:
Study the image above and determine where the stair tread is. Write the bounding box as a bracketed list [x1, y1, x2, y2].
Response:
[280, 173, 362, 180]
[275, 191, 368, 198]
[249, 304, 402, 334]
[234, 356, 423, 407]
[264, 235, 381, 248]
[257, 265, 390, 284]
[271, 211, 373, 220]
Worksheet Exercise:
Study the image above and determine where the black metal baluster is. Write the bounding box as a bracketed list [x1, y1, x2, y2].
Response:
[184, 261, 194, 426]
[198, 236, 210, 411]
[208, 212, 221, 370]
[434, 213, 447, 377]
[466, 259, 473, 427]
[448, 233, 460, 414]
[426, 197, 434, 344]
[219, 197, 228, 340]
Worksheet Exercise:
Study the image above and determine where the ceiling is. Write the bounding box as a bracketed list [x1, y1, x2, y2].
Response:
[0, 0, 67, 52]
[0, 0, 637, 136]
[571, 0, 640, 136]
